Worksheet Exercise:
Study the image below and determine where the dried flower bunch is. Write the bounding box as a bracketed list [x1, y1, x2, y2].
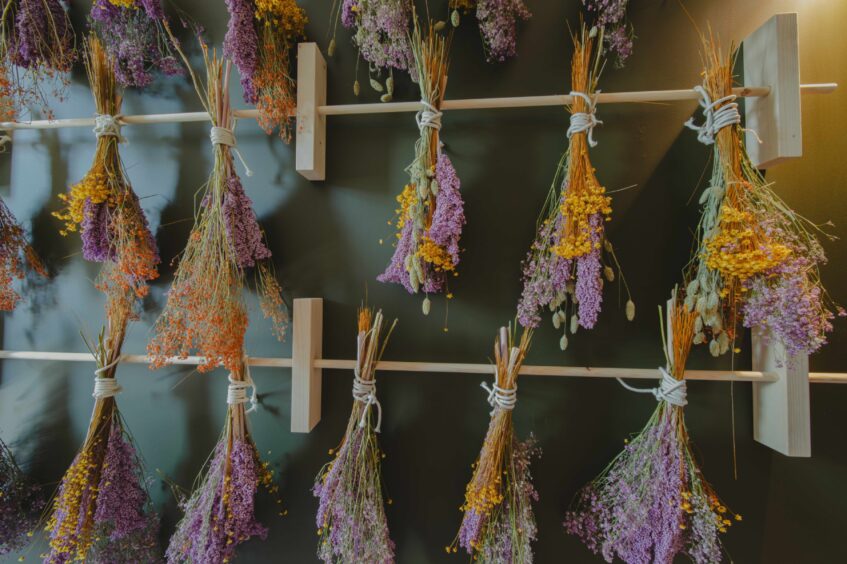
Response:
[148, 41, 287, 373]
[448, 0, 531, 62]
[379, 18, 465, 315]
[0, 437, 43, 556]
[581, 0, 634, 67]
[44, 37, 161, 563]
[564, 291, 738, 564]
[685, 32, 843, 358]
[88, 0, 183, 89]
[452, 327, 540, 562]
[0, 196, 46, 311]
[0, 0, 75, 120]
[224, 0, 308, 139]
[517, 23, 633, 349]
[165, 356, 281, 564]
[313, 306, 397, 563]
[329, 0, 414, 101]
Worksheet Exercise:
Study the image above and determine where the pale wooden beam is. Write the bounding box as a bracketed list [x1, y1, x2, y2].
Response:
[291, 297, 323, 433]
[295, 42, 327, 181]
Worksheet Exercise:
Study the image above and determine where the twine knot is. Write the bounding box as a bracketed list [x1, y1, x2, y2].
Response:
[94, 114, 126, 143]
[227, 358, 258, 413]
[93, 356, 123, 399]
[684, 84, 741, 145]
[352, 369, 382, 433]
[480, 378, 517, 414]
[616, 367, 688, 407]
[210, 123, 253, 177]
[568, 91, 602, 147]
[415, 100, 443, 133]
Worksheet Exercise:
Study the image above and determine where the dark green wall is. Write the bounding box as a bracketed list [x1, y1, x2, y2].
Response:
[1, 1, 845, 562]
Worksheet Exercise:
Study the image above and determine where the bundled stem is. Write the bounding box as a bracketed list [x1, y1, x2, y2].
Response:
[0, 195, 46, 311]
[685, 30, 843, 358]
[314, 306, 397, 563]
[0, 437, 43, 556]
[452, 327, 539, 563]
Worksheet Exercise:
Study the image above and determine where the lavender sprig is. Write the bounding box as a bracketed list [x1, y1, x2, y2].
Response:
[0, 437, 43, 556]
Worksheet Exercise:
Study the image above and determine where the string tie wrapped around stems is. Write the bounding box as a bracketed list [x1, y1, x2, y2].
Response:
[684, 84, 741, 145]
[415, 99, 443, 133]
[352, 369, 383, 433]
[568, 91, 603, 147]
[616, 366, 688, 407]
[92, 356, 123, 399]
[480, 376, 517, 415]
[210, 121, 253, 177]
[227, 358, 259, 413]
[94, 114, 126, 143]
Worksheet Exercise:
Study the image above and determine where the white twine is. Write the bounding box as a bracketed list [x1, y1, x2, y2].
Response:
[92, 356, 123, 399]
[210, 123, 253, 177]
[415, 100, 443, 133]
[616, 367, 688, 407]
[0, 132, 11, 151]
[480, 377, 517, 414]
[93, 114, 126, 143]
[352, 369, 382, 433]
[568, 91, 603, 147]
[684, 85, 741, 145]
[227, 358, 258, 413]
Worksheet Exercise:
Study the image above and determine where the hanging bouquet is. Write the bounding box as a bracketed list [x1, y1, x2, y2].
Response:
[313, 306, 397, 563]
[517, 22, 633, 350]
[329, 0, 414, 101]
[148, 40, 287, 373]
[0, 0, 75, 120]
[684, 32, 843, 358]
[223, 0, 307, 139]
[88, 0, 183, 89]
[0, 437, 43, 556]
[0, 196, 46, 311]
[378, 18, 465, 316]
[564, 291, 739, 563]
[447, 0, 531, 62]
[451, 327, 540, 562]
[44, 36, 161, 563]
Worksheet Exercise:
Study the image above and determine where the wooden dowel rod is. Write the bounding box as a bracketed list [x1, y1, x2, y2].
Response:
[808, 372, 847, 384]
[0, 350, 292, 368]
[0, 109, 259, 131]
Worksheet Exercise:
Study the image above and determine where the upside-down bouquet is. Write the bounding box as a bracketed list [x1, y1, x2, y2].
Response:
[452, 327, 539, 562]
[313, 306, 397, 563]
[0, 436, 43, 556]
[88, 0, 183, 89]
[45, 37, 162, 562]
[0, 196, 46, 311]
[684, 32, 843, 358]
[224, 0, 308, 139]
[152, 41, 287, 563]
[564, 291, 738, 563]
[447, 0, 531, 62]
[329, 0, 414, 101]
[517, 20, 633, 349]
[0, 0, 75, 121]
[379, 18, 465, 316]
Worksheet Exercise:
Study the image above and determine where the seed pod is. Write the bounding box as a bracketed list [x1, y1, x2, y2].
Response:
[684, 295, 694, 311]
[694, 316, 703, 333]
[718, 332, 730, 355]
[353, 80, 360, 96]
[422, 297, 431, 316]
[386, 75, 394, 94]
[711, 315, 722, 333]
[695, 296, 707, 315]
[604, 266, 615, 282]
[589, 25, 599, 38]
[404, 254, 413, 272]
[434, 20, 447, 32]
[417, 181, 429, 200]
[369, 78, 384, 92]
[570, 315, 579, 335]
[409, 268, 419, 293]
[560, 334, 569, 351]
[686, 279, 700, 297]
[603, 239, 613, 253]
[626, 300, 636, 321]
[709, 339, 720, 357]
[706, 291, 719, 312]
[698, 186, 712, 204]
[552, 312, 561, 330]
[328, 38, 337, 57]
[557, 310, 567, 324]
[380, 93, 393, 103]
[566, 282, 575, 295]
[430, 179, 439, 196]
[451, 9, 460, 27]
[693, 332, 706, 345]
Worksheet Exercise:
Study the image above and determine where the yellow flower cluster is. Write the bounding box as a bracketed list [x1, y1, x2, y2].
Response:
[255, 0, 308, 39]
[703, 206, 791, 281]
[46, 447, 98, 561]
[460, 462, 504, 518]
[107, 0, 138, 8]
[552, 180, 611, 259]
[393, 184, 416, 237]
[53, 164, 115, 236]
[417, 237, 455, 272]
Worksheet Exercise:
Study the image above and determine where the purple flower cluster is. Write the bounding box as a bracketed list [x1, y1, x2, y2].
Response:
[347, 0, 414, 72]
[428, 152, 466, 268]
[90, 0, 183, 89]
[475, 0, 531, 63]
[564, 405, 725, 564]
[166, 439, 267, 564]
[575, 213, 603, 329]
[582, 0, 634, 66]
[223, 174, 272, 268]
[81, 199, 115, 263]
[91, 420, 160, 562]
[0, 438, 43, 556]
[313, 425, 395, 563]
[224, 0, 260, 104]
[11, 0, 74, 70]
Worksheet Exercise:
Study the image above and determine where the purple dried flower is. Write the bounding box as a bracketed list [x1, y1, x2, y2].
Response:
[81, 199, 115, 263]
[348, 0, 414, 72]
[582, 0, 634, 66]
[427, 152, 465, 267]
[12, 0, 74, 71]
[0, 438, 44, 556]
[224, 0, 259, 104]
[341, 0, 358, 28]
[222, 174, 272, 268]
[574, 213, 603, 329]
[476, 0, 531, 63]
